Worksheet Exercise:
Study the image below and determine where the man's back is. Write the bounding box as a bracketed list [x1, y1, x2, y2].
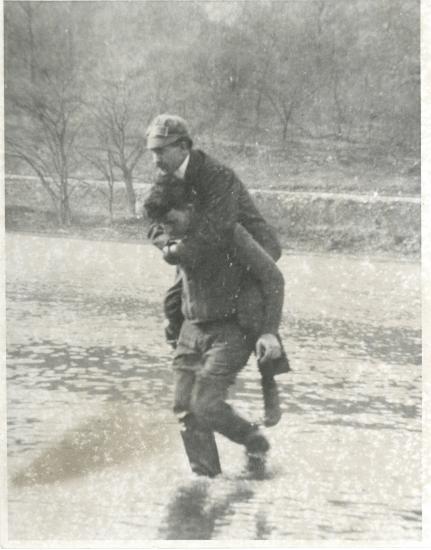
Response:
[180, 149, 282, 264]
[171, 221, 283, 334]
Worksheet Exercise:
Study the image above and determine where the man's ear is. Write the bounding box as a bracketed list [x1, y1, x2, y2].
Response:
[179, 140, 190, 152]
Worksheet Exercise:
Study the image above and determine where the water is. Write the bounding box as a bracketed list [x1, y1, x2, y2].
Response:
[5, 233, 421, 541]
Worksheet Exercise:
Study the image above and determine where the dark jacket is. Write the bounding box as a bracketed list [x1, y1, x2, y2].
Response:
[149, 148, 283, 336]
[173, 149, 281, 266]
[154, 224, 284, 333]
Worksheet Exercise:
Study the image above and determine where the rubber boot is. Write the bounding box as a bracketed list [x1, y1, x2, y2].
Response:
[244, 426, 270, 478]
[261, 376, 282, 427]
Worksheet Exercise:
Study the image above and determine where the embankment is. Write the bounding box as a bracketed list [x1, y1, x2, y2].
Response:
[4, 177, 420, 257]
[254, 190, 420, 256]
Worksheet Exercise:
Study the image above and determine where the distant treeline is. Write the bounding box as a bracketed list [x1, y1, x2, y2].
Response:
[4, 0, 419, 224]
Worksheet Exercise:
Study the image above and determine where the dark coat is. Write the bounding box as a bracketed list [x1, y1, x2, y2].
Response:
[150, 149, 283, 339]
[178, 149, 281, 266]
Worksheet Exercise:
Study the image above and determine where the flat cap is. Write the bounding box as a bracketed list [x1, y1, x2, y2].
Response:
[146, 114, 191, 149]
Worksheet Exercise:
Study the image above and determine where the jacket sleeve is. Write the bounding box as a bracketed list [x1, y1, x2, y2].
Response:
[163, 268, 184, 345]
[232, 224, 284, 335]
[147, 223, 170, 251]
[147, 225, 184, 344]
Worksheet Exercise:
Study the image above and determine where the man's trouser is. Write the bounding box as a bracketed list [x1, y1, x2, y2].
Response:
[173, 319, 256, 445]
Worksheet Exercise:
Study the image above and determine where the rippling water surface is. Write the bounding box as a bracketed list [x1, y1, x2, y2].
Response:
[6, 234, 421, 542]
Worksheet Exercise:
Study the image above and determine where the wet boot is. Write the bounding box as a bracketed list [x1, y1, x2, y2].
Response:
[244, 426, 270, 479]
[180, 413, 221, 477]
[261, 376, 282, 427]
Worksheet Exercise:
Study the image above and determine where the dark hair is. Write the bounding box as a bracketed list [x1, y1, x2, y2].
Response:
[174, 136, 193, 150]
[144, 174, 191, 222]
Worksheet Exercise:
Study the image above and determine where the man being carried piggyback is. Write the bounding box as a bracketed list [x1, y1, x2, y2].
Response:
[145, 114, 290, 474]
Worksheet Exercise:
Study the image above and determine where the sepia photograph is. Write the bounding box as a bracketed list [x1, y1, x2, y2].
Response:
[1, 0, 425, 545]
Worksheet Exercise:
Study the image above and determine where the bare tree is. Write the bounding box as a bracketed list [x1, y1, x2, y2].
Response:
[238, 2, 309, 143]
[87, 78, 146, 217]
[81, 148, 117, 223]
[4, 0, 420, 188]
[6, 71, 84, 225]
[4, 1, 89, 226]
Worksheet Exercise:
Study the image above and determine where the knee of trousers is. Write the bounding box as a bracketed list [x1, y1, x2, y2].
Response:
[172, 392, 193, 421]
[190, 392, 223, 423]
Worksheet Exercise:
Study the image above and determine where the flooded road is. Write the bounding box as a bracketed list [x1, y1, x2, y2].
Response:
[5, 233, 421, 542]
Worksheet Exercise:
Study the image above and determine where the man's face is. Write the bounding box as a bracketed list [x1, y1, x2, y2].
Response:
[161, 207, 192, 238]
[150, 142, 188, 174]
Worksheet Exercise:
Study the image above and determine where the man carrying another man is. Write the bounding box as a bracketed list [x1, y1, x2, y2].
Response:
[145, 114, 289, 474]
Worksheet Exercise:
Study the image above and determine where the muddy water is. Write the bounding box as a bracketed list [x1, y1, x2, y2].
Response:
[5, 233, 421, 542]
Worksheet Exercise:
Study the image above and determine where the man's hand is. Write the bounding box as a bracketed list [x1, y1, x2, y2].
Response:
[162, 241, 185, 265]
[164, 319, 179, 349]
[256, 333, 282, 363]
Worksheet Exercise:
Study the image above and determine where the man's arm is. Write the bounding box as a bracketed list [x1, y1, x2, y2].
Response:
[148, 224, 186, 266]
[163, 269, 184, 348]
[232, 224, 284, 336]
[147, 224, 170, 251]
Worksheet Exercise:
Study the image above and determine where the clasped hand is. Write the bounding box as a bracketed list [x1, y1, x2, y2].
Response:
[255, 333, 282, 363]
[162, 241, 184, 265]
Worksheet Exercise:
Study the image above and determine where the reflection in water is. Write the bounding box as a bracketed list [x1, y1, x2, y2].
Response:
[159, 478, 255, 540]
[5, 234, 421, 541]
